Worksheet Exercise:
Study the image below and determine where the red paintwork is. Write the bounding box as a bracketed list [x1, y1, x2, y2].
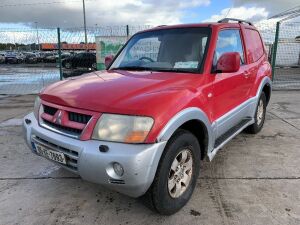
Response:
[40, 22, 271, 143]
[216, 52, 240, 73]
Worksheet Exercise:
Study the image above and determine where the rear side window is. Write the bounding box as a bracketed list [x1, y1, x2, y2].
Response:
[244, 29, 264, 63]
[215, 29, 245, 65]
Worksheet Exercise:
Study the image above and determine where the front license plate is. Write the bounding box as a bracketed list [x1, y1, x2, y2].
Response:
[35, 144, 67, 165]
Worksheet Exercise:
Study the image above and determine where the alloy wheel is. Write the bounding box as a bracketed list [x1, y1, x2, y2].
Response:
[168, 149, 193, 198]
[257, 99, 264, 125]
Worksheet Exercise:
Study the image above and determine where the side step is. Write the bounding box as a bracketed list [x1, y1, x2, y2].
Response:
[208, 118, 253, 161]
[214, 118, 252, 148]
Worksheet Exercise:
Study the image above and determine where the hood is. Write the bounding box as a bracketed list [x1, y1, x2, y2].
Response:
[40, 70, 200, 115]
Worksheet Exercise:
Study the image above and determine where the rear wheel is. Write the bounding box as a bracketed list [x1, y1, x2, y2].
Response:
[245, 92, 267, 134]
[142, 130, 200, 215]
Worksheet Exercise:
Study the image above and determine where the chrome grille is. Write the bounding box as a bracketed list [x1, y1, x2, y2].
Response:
[41, 104, 93, 139]
[69, 112, 91, 124]
[43, 120, 82, 135]
[32, 135, 79, 172]
[43, 105, 57, 116]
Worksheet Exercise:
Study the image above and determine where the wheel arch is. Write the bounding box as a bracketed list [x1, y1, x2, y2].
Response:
[255, 76, 272, 102]
[262, 83, 271, 105]
[178, 120, 208, 160]
[157, 107, 213, 160]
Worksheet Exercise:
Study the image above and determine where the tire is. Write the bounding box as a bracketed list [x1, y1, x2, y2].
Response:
[142, 129, 200, 215]
[245, 92, 267, 134]
[92, 63, 97, 69]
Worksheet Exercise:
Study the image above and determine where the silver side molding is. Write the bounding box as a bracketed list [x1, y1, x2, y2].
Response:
[157, 107, 215, 152]
[208, 119, 254, 160]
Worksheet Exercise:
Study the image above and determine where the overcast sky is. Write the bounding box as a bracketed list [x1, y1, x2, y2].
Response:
[0, 0, 299, 28]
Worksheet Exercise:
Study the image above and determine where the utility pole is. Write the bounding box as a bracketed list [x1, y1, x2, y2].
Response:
[35, 22, 40, 51]
[57, 28, 63, 80]
[82, 0, 88, 51]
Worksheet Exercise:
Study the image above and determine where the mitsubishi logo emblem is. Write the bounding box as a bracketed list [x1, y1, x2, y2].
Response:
[54, 110, 63, 125]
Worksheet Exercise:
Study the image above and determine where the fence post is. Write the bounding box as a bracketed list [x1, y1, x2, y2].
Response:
[271, 21, 280, 81]
[57, 27, 63, 80]
[126, 25, 129, 38]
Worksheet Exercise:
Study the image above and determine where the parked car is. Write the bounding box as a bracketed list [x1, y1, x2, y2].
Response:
[55, 52, 72, 61]
[42, 52, 57, 63]
[32, 52, 43, 62]
[0, 53, 5, 63]
[5, 51, 24, 64]
[62, 52, 96, 69]
[24, 52, 38, 64]
[23, 18, 272, 215]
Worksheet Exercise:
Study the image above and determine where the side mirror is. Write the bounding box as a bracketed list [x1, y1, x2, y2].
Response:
[216, 52, 240, 73]
[104, 55, 114, 69]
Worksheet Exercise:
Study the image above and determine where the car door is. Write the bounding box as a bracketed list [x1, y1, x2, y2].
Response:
[212, 29, 249, 137]
[87, 53, 96, 67]
[81, 53, 93, 68]
[75, 53, 85, 68]
[72, 53, 83, 68]
[83, 53, 91, 68]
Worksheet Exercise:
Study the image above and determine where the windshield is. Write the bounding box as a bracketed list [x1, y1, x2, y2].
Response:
[110, 27, 211, 73]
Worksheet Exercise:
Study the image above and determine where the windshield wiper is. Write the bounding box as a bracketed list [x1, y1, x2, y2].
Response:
[111, 66, 154, 71]
[111, 66, 199, 73]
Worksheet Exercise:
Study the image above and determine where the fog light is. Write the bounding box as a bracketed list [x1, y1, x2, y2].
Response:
[113, 162, 124, 177]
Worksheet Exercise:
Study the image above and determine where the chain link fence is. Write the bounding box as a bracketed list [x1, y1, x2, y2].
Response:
[0, 28, 59, 95]
[0, 23, 299, 95]
[0, 26, 149, 95]
[256, 21, 300, 89]
[273, 22, 300, 89]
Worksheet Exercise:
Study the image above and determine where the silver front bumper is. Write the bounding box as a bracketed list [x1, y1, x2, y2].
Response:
[23, 112, 167, 197]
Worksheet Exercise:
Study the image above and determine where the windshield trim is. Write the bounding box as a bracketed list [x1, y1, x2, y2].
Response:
[107, 26, 212, 74]
[111, 66, 201, 74]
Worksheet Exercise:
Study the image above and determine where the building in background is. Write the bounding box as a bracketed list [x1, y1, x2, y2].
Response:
[41, 43, 96, 51]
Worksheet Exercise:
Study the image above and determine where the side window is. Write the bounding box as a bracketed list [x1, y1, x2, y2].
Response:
[215, 29, 245, 65]
[244, 29, 264, 63]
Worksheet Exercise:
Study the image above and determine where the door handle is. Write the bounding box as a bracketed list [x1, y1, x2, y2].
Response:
[244, 71, 250, 78]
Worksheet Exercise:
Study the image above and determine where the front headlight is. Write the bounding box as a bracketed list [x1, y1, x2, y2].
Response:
[92, 114, 154, 143]
[33, 96, 41, 120]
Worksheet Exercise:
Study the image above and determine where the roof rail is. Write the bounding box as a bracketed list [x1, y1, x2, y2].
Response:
[217, 18, 253, 26]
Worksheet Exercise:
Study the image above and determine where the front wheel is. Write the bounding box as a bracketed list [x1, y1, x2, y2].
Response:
[245, 92, 267, 134]
[142, 130, 200, 215]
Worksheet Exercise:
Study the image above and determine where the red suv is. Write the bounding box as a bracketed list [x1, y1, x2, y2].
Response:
[23, 18, 272, 215]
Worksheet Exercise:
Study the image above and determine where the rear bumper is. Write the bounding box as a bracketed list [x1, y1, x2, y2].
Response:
[23, 112, 166, 197]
